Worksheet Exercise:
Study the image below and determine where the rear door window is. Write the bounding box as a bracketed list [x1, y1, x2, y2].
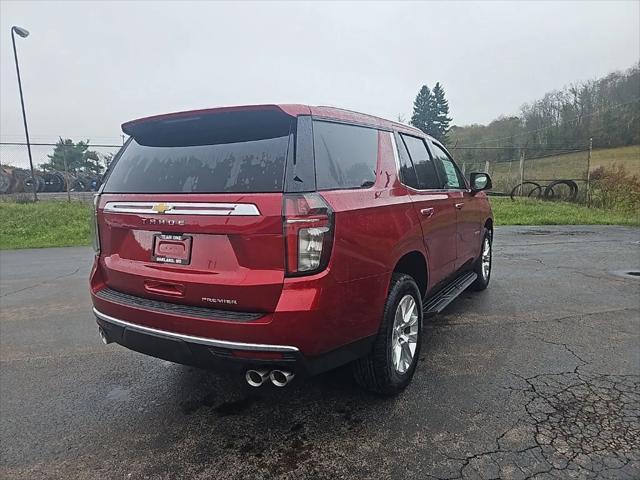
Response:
[430, 142, 466, 189]
[103, 113, 291, 193]
[313, 120, 378, 190]
[399, 134, 441, 189]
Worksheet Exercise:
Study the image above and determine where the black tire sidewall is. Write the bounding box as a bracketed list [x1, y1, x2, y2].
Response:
[383, 276, 423, 386]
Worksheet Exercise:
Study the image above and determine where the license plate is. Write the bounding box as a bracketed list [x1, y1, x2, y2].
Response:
[152, 234, 192, 265]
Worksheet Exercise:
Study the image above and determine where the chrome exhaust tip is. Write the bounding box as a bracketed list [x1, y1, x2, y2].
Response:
[245, 369, 269, 387]
[98, 327, 110, 345]
[269, 369, 295, 387]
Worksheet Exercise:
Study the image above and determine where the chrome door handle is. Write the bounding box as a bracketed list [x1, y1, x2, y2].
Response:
[420, 207, 434, 217]
[454, 203, 465, 209]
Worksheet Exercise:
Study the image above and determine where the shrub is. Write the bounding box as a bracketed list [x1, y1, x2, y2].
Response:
[589, 165, 640, 214]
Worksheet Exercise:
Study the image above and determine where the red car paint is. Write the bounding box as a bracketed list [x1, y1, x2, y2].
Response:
[90, 104, 492, 372]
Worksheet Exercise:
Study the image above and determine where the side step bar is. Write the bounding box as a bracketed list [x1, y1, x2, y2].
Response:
[423, 271, 477, 315]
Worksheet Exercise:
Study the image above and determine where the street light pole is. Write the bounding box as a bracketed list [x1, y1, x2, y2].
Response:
[11, 25, 37, 201]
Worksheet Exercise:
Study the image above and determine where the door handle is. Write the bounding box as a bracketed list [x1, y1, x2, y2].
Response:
[420, 207, 434, 217]
[455, 203, 465, 210]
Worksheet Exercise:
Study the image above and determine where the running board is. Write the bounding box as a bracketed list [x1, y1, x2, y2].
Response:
[423, 271, 477, 315]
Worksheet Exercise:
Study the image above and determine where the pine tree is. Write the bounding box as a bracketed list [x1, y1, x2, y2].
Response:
[410, 85, 436, 135]
[41, 138, 102, 174]
[432, 82, 452, 144]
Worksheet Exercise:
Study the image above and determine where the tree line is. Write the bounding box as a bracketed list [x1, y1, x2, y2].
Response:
[408, 63, 639, 165]
[449, 63, 640, 163]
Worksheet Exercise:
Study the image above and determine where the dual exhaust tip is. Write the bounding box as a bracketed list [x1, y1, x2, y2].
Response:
[245, 369, 295, 387]
[99, 327, 293, 387]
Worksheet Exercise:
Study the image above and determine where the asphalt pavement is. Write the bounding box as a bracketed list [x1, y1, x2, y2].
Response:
[1, 226, 639, 480]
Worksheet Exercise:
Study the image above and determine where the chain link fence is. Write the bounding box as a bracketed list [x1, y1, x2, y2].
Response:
[450, 146, 591, 203]
[0, 142, 122, 201]
[1, 140, 593, 203]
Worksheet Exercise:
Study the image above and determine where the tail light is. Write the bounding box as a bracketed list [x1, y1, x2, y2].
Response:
[91, 194, 100, 253]
[283, 193, 334, 276]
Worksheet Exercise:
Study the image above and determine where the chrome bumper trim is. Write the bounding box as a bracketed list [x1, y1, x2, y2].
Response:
[93, 307, 299, 353]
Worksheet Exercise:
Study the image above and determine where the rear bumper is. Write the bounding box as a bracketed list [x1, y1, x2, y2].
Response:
[91, 258, 389, 356]
[94, 307, 374, 376]
[90, 250, 389, 374]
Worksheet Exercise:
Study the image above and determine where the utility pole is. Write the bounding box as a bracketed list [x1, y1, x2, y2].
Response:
[586, 137, 593, 207]
[11, 25, 37, 201]
[62, 145, 71, 203]
[519, 149, 525, 195]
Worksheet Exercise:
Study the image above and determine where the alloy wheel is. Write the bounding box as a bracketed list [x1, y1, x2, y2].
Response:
[482, 237, 491, 280]
[391, 294, 419, 374]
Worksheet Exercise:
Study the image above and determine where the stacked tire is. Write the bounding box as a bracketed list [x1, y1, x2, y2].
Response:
[0, 167, 11, 194]
[43, 171, 68, 192]
[1, 167, 100, 194]
[510, 179, 578, 202]
[24, 173, 46, 193]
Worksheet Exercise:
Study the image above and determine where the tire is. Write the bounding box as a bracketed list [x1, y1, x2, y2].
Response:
[352, 273, 423, 395]
[527, 185, 544, 199]
[544, 180, 578, 202]
[510, 182, 541, 201]
[469, 229, 492, 291]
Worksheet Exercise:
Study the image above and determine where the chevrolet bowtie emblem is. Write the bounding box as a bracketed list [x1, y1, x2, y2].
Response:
[152, 203, 173, 214]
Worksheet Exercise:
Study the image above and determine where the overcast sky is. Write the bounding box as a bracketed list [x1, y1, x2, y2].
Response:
[1, 0, 638, 167]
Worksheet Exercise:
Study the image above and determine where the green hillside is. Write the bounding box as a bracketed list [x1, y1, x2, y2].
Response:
[476, 145, 639, 193]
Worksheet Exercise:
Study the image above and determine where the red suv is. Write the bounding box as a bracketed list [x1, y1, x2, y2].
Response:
[90, 104, 493, 394]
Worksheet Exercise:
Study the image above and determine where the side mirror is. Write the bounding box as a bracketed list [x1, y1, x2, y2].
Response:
[470, 172, 492, 193]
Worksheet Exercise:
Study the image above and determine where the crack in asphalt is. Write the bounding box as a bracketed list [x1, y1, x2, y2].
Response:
[533, 337, 589, 370]
[424, 313, 640, 480]
[432, 307, 640, 327]
[0, 267, 81, 298]
[427, 372, 640, 480]
[498, 239, 636, 247]
[425, 313, 640, 480]
[502, 255, 634, 284]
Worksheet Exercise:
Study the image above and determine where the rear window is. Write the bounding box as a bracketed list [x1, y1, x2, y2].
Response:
[104, 111, 291, 193]
[313, 120, 378, 190]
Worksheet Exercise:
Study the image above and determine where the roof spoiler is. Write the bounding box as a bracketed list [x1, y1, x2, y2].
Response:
[122, 105, 296, 147]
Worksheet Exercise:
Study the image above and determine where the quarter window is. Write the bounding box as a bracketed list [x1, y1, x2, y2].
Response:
[394, 133, 419, 189]
[400, 134, 441, 189]
[431, 143, 466, 190]
[313, 121, 378, 190]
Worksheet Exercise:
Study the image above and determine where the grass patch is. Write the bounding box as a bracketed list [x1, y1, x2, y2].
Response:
[514, 145, 640, 180]
[490, 197, 639, 226]
[589, 145, 640, 175]
[0, 197, 636, 250]
[0, 200, 92, 249]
